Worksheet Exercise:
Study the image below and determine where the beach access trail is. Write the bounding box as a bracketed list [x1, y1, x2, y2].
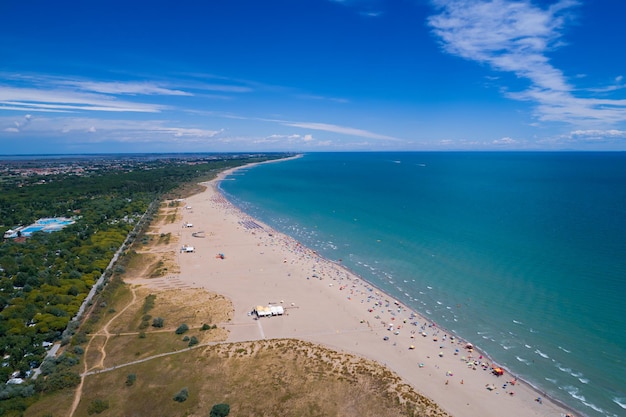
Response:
[145, 162, 575, 417]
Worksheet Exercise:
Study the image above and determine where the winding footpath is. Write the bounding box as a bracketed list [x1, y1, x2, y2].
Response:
[68, 286, 137, 417]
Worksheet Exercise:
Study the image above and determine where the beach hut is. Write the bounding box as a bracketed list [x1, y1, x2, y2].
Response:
[270, 305, 284, 316]
[255, 306, 272, 317]
[255, 305, 284, 318]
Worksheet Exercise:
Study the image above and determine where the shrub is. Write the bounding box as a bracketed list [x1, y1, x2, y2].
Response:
[126, 373, 136, 386]
[36, 369, 80, 393]
[152, 317, 164, 328]
[210, 403, 230, 417]
[87, 399, 109, 414]
[40, 359, 57, 376]
[173, 387, 189, 402]
[72, 331, 88, 345]
[57, 353, 79, 367]
[201, 323, 211, 331]
[188, 336, 199, 347]
[143, 294, 156, 313]
[175, 323, 189, 334]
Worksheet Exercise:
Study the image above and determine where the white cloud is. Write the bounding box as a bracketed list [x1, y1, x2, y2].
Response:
[0, 116, 223, 144]
[429, 0, 577, 90]
[567, 129, 626, 141]
[59, 81, 192, 96]
[493, 136, 517, 144]
[428, 0, 626, 126]
[0, 86, 164, 113]
[254, 133, 317, 145]
[360, 11, 383, 17]
[279, 120, 403, 141]
[297, 94, 350, 104]
[0, 72, 260, 121]
[533, 128, 626, 148]
[329, 0, 385, 17]
[586, 75, 625, 93]
[157, 127, 223, 138]
[2, 113, 33, 133]
[0, 105, 71, 113]
[195, 84, 252, 93]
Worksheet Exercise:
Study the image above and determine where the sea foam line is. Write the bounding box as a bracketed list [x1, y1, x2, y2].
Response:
[614, 397, 626, 409]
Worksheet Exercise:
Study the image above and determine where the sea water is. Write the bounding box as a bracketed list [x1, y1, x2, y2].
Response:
[220, 152, 626, 417]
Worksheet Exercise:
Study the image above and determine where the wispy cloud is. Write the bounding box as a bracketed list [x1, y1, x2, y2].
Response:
[428, 0, 626, 126]
[297, 94, 349, 104]
[57, 80, 192, 96]
[0, 72, 254, 115]
[329, 0, 384, 17]
[0, 115, 224, 143]
[0, 81, 166, 113]
[3, 114, 32, 133]
[566, 129, 626, 142]
[153, 127, 224, 138]
[279, 120, 403, 141]
[586, 75, 625, 93]
[492, 136, 519, 145]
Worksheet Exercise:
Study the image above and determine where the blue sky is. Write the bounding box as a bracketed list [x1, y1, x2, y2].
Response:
[1, 0, 625, 153]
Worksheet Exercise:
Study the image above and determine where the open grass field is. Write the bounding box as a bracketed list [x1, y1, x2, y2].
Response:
[29, 338, 449, 417]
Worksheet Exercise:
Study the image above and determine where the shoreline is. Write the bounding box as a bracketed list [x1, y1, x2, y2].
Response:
[165, 157, 579, 417]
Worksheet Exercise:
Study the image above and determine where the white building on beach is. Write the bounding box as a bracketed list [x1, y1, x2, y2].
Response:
[254, 305, 284, 317]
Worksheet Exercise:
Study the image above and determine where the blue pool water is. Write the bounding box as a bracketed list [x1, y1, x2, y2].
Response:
[20, 225, 45, 235]
[7, 217, 75, 237]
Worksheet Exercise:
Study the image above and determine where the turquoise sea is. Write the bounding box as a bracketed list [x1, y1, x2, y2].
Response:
[220, 152, 626, 417]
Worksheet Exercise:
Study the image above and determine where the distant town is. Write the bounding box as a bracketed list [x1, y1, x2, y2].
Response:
[0, 153, 288, 188]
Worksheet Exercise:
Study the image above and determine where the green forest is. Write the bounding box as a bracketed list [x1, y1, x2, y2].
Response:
[0, 154, 283, 412]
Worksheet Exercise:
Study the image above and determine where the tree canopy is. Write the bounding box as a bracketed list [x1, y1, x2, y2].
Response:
[0, 153, 286, 398]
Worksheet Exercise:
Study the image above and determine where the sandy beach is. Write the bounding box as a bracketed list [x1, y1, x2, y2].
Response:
[147, 161, 577, 417]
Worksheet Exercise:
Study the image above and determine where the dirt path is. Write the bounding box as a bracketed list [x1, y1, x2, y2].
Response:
[67, 285, 138, 417]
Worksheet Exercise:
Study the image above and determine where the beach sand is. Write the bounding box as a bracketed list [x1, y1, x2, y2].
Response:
[146, 161, 576, 417]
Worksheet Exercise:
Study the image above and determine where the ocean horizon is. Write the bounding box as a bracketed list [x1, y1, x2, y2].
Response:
[221, 152, 626, 417]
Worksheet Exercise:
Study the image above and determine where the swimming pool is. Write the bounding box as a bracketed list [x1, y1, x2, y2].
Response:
[5, 217, 75, 238]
